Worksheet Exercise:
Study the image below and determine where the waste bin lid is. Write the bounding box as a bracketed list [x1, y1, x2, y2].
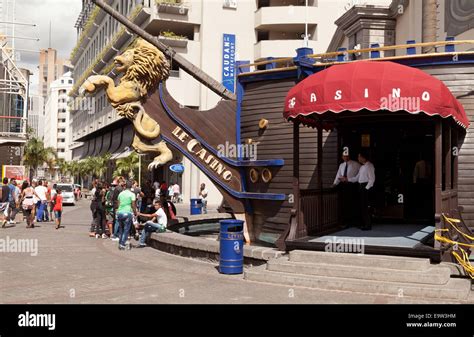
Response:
[219, 219, 244, 225]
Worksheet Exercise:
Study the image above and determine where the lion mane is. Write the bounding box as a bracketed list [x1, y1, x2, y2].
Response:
[122, 38, 170, 99]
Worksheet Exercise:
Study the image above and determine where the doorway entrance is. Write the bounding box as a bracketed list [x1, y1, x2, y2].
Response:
[340, 118, 435, 225]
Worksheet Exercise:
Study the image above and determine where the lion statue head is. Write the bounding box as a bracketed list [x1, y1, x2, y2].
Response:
[114, 38, 170, 98]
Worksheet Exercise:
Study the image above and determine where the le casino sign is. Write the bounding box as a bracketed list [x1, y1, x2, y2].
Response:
[171, 126, 233, 182]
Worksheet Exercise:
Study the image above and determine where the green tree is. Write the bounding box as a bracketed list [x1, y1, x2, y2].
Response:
[113, 151, 139, 179]
[68, 160, 80, 184]
[95, 153, 112, 180]
[23, 137, 57, 180]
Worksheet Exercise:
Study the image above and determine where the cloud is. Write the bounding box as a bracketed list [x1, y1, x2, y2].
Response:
[3, 0, 82, 95]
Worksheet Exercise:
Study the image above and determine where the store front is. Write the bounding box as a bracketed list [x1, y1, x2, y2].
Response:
[282, 61, 470, 258]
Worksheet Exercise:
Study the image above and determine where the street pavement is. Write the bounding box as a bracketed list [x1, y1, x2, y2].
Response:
[0, 199, 449, 304]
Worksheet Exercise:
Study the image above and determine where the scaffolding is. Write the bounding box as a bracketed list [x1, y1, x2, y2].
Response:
[0, 40, 28, 143]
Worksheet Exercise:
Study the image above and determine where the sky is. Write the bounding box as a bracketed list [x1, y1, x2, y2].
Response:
[2, 0, 82, 95]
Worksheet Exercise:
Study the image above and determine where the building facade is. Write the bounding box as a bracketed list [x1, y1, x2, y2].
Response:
[38, 48, 72, 99]
[70, 0, 351, 202]
[0, 45, 29, 167]
[44, 72, 74, 161]
[27, 95, 45, 140]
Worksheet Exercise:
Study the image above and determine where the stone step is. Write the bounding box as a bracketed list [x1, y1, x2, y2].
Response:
[244, 266, 471, 301]
[267, 258, 451, 285]
[289, 250, 431, 271]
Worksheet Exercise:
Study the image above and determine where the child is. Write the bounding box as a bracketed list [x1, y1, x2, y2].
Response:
[53, 188, 63, 230]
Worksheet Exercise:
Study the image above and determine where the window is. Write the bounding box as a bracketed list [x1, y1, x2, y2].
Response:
[68, 80, 73, 84]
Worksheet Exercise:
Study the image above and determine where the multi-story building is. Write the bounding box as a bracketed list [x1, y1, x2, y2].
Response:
[70, 0, 348, 203]
[44, 72, 74, 161]
[27, 95, 45, 140]
[0, 45, 29, 167]
[39, 48, 72, 99]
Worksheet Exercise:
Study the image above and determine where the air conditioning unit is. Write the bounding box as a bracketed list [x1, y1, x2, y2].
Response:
[223, 0, 237, 9]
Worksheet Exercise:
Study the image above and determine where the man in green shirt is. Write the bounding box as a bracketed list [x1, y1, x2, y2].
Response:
[116, 180, 137, 250]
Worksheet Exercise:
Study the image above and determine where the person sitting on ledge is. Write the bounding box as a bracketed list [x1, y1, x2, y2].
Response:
[136, 199, 168, 248]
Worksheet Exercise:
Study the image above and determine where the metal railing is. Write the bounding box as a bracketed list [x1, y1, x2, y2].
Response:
[300, 188, 339, 236]
[238, 39, 474, 75]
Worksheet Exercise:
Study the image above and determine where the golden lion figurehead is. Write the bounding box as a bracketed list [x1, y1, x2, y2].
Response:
[114, 38, 170, 97]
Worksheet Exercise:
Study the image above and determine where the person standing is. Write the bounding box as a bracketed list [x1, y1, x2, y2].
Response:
[142, 180, 154, 212]
[167, 184, 174, 201]
[50, 184, 57, 222]
[349, 152, 375, 230]
[20, 181, 38, 228]
[116, 180, 137, 250]
[43, 181, 51, 222]
[111, 177, 125, 240]
[199, 183, 208, 214]
[53, 188, 63, 230]
[34, 180, 48, 223]
[93, 183, 107, 238]
[89, 180, 98, 237]
[172, 183, 180, 203]
[136, 199, 168, 248]
[160, 181, 168, 198]
[333, 152, 360, 228]
[7, 179, 19, 225]
[0, 178, 10, 228]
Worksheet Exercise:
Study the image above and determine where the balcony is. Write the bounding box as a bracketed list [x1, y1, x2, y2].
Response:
[158, 35, 189, 48]
[254, 39, 319, 60]
[156, 1, 190, 15]
[255, 6, 319, 29]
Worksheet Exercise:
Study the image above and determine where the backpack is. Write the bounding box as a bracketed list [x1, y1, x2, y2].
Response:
[105, 188, 114, 208]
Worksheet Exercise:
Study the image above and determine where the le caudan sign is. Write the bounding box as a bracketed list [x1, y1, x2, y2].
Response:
[171, 126, 233, 182]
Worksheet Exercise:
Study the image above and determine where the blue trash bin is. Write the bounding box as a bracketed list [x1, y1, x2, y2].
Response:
[219, 219, 244, 274]
[190, 198, 202, 215]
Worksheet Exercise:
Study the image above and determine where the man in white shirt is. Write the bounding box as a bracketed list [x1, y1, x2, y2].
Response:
[349, 152, 375, 230]
[333, 152, 360, 228]
[34, 180, 48, 222]
[136, 199, 168, 247]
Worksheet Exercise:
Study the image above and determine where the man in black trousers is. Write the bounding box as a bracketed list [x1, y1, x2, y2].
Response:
[349, 151, 375, 230]
[333, 151, 360, 228]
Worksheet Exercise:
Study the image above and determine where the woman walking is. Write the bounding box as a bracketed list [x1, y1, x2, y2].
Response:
[20, 181, 38, 228]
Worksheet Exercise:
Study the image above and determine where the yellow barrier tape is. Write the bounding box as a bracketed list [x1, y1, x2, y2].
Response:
[435, 214, 474, 279]
[442, 214, 474, 241]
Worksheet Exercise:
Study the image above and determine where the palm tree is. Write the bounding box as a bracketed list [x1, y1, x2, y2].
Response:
[44, 149, 58, 180]
[94, 153, 112, 180]
[23, 137, 57, 180]
[57, 159, 71, 182]
[113, 151, 139, 179]
[78, 158, 94, 187]
[68, 160, 80, 184]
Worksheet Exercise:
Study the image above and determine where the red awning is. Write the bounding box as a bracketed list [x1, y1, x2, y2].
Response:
[284, 61, 470, 129]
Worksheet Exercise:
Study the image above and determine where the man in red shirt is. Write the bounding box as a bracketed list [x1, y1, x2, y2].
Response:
[53, 188, 63, 230]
